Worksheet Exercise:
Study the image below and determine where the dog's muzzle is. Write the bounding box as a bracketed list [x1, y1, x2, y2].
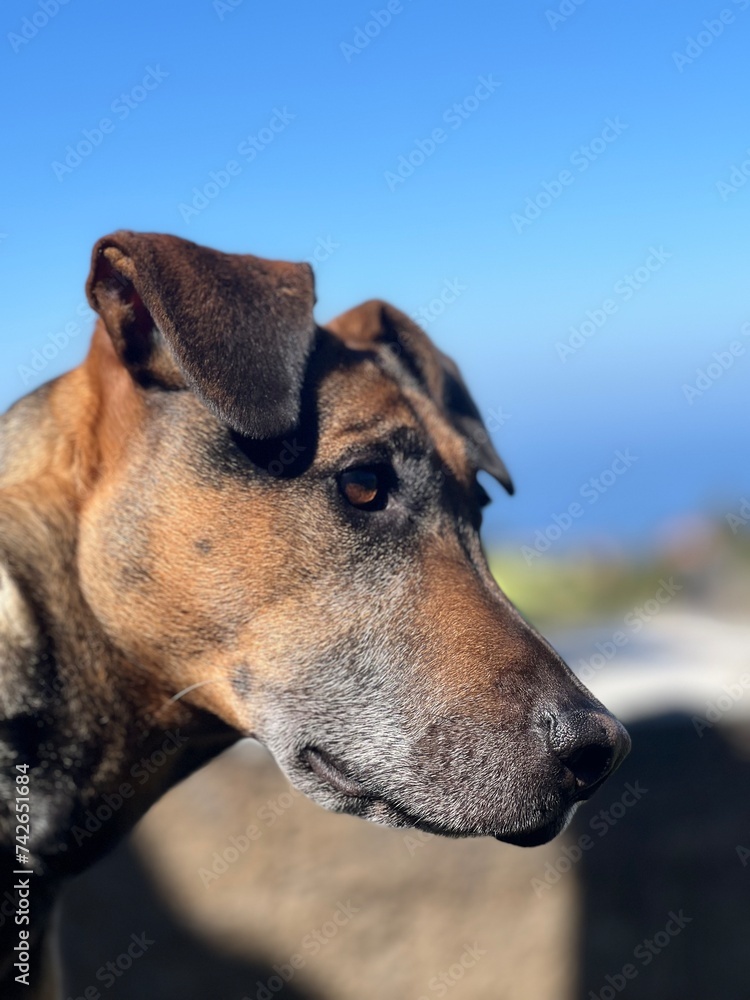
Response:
[293, 702, 631, 848]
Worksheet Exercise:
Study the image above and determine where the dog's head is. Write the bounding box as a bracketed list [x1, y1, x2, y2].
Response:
[80, 231, 629, 847]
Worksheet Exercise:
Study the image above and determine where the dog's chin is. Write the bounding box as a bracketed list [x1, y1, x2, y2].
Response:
[298, 746, 579, 845]
[493, 804, 579, 848]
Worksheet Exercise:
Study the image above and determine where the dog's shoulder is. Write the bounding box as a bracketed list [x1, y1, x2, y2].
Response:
[0, 380, 80, 858]
[0, 385, 51, 714]
[0, 379, 74, 690]
[0, 381, 59, 486]
[0, 557, 48, 850]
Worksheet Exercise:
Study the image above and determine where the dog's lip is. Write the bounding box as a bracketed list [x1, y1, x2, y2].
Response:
[301, 746, 461, 836]
[301, 746, 372, 798]
[494, 820, 563, 848]
[493, 802, 580, 848]
[302, 747, 575, 846]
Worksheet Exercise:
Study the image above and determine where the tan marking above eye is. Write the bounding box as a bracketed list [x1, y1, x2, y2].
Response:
[340, 469, 380, 508]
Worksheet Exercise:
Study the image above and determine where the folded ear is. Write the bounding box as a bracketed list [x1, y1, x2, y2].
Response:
[326, 299, 514, 495]
[86, 230, 317, 439]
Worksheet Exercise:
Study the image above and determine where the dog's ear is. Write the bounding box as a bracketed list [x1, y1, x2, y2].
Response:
[326, 299, 514, 495]
[86, 230, 317, 439]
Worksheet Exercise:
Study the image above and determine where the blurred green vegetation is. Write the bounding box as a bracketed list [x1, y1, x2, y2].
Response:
[488, 521, 750, 628]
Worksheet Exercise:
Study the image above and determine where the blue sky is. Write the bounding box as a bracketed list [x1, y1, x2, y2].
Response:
[2, 0, 749, 548]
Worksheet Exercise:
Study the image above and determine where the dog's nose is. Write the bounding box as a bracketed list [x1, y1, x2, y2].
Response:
[548, 709, 631, 797]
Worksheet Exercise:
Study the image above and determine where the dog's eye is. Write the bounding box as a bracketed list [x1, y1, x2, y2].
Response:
[338, 466, 391, 511]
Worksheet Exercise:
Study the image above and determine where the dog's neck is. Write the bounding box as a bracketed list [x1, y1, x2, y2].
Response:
[0, 338, 240, 995]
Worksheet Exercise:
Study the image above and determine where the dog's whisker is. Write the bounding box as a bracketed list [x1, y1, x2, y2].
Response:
[169, 678, 221, 704]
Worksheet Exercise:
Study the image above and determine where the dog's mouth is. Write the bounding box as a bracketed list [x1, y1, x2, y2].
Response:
[301, 746, 575, 846]
[302, 746, 371, 798]
[301, 746, 462, 836]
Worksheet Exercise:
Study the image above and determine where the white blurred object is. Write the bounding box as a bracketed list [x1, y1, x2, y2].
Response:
[551, 612, 750, 723]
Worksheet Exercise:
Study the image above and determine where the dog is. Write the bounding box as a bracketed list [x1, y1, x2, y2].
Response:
[0, 231, 630, 997]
